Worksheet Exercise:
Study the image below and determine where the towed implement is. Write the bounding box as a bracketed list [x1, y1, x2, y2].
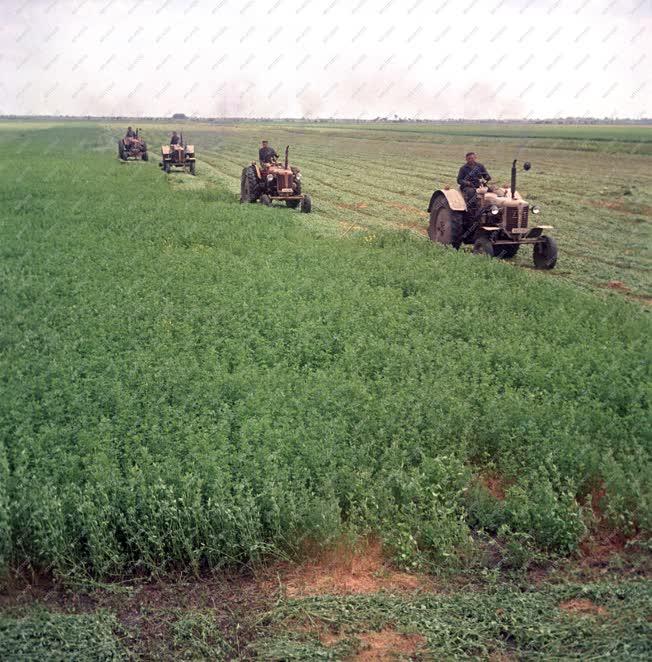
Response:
[240, 146, 311, 212]
[427, 160, 557, 269]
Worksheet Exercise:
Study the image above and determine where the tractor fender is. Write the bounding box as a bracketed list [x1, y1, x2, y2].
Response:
[427, 188, 467, 213]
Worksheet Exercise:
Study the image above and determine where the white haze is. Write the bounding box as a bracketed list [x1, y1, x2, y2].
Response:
[2, 0, 650, 119]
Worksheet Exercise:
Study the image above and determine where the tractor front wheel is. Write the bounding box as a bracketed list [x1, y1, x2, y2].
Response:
[533, 235, 558, 269]
[142, 151, 149, 162]
[428, 195, 462, 248]
[300, 195, 312, 213]
[472, 236, 494, 257]
[260, 194, 272, 206]
[189, 161, 196, 175]
[163, 162, 170, 173]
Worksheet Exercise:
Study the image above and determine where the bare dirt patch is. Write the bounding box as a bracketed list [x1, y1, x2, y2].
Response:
[356, 629, 426, 660]
[267, 539, 434, 598]
[559, 598, 608, 617]
[479, 472, 510, 500]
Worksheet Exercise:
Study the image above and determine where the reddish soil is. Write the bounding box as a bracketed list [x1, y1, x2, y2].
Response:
[479, 472, 510, 500]
[605, 280, 631, 292]
[559, 598, 608, 617]
[355, 629, 426, 660]
[265, 539, 434, 598]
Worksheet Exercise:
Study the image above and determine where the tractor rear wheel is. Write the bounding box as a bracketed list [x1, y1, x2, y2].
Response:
[428, 195, 462, 248]
[300, 195, 312, 213]
[286, 199, 300, 209]
[260, 194, 272, 206]
[533, 235, 558, 269]
[118, 141, 126, 160]
[240, 166, 259, 203]
[493, 243, 519, 259]
[472, 236, 494, 257]
[163, 162, 170, 173]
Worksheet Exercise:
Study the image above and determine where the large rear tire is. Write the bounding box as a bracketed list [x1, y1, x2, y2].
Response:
[533, 235, 558, 269]
[240, 166, 259, 203]
[428, 195, 462, 248]
[118, 141, 126, 160]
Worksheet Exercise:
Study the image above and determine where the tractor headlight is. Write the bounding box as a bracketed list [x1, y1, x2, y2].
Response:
[531, 205, 540, 214]
[490, 204, 500, 215]
[295, 172, 302, 181]
[266, 174, 274, 182]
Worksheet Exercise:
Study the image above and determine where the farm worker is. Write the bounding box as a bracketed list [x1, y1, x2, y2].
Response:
[125, 126, 136, 138]
[170, 131, 181, 145]
[259, 140, 278, 164]
[457, 151, 491, 212]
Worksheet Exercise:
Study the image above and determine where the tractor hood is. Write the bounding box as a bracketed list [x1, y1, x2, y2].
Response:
[481, 187, 528, 208]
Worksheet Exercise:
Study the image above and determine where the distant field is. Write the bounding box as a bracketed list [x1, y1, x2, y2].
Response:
[103, 120, 652, 300]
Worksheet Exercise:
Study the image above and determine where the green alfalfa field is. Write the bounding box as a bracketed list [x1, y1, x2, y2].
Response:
[0, 121, 650, 659]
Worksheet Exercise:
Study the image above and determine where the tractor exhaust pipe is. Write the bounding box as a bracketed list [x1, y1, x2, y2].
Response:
[284, 145, 289, 169]
[511, 159, 517, 199]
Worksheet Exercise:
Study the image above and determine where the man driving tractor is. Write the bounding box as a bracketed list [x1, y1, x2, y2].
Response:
[259, 140, 278, 165]
[125, 126, 136, 138]
[457, 152, 491, 213]
[170, 131, 181, 146]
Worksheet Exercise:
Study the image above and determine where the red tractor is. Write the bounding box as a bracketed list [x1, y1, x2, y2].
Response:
[240, 146, 311, 212]
[118, 129, 148, 161]
[426, 160, 557, 269]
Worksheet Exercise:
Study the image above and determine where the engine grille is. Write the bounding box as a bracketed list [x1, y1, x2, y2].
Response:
[505, 207, 529, 231]
[505, 208, 519, 231]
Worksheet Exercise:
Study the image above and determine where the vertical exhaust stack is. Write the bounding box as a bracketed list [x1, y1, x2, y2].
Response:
[284, 145, 289, 169]
[511, 159, 517, 199]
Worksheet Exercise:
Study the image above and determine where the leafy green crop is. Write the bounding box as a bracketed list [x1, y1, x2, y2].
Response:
[0, 124, 650, 578]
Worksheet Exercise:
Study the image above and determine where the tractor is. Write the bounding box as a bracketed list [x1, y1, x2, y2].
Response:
[240, 146, 311, 213]
[160, 133, 196, 175]
[118, 129, 148, 161]
[426, 160, 557, 269]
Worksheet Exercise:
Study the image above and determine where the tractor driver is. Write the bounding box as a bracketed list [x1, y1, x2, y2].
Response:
[170, 131, 181, 146]
[259, 140, 278, 164]
[125, 126, 136, 138]
[457, 151, 491, 213]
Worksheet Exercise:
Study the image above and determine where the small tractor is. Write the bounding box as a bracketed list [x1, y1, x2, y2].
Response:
[159, 134, 196, 175]
[426, 160, 557, 269]
[240, 146, 311, 212]
[118, 129, 148, 161]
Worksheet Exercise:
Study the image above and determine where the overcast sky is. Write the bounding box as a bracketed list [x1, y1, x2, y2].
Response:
[2, 0, 650, 119]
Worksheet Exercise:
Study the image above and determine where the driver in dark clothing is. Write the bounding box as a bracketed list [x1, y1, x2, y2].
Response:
[170, 131, 181, 145]
[125, 126, 136, 138]
[259, 140, 278, 164]
[457, 152, 491, 213]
